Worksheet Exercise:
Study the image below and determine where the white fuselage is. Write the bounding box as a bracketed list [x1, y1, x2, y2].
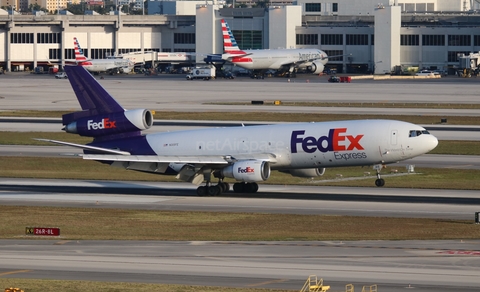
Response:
[224, 48, 328, 71]
[78, 59, 133, 73]
[144, 120, 438, 170]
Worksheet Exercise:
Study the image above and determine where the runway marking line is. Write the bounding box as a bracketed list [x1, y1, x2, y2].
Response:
[0, 270, 32, 277]
[247, 278, 289, 287]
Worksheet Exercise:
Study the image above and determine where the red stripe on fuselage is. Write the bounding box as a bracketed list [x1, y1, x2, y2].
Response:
[231, 57, 252, 63]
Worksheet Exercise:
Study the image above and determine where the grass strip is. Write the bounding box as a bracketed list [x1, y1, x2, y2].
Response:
[0, 279, 290, 292]
[1, 206, 479, 240]
[208, 101, 480, 110]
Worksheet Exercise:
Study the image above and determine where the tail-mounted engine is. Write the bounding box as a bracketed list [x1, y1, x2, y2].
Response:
[216, 160, 270, 183]
[306, 61, 325, 74]
[63, 108, 153, 137]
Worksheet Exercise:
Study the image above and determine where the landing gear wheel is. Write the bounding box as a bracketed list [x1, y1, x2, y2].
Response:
[233, 182, 259, 193]
[233, 182, 245, 193]
[218, 182, 230, 192]
[207, 185, 221, 196]
[244, 182, 259, 193]
[375, 178, 385, 187]
[196, 186, 207, 196]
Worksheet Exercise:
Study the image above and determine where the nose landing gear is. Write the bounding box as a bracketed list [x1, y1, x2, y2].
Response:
[374, 164, 385, 187]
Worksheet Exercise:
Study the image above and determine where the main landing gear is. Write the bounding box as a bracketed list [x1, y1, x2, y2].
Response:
[374, 164, 385, 187]
[232, 182, 259, 193]
[196, 182, 260, 196]
[196, 181, 230, 196]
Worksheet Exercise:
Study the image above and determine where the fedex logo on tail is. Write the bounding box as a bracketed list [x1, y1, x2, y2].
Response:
[291, 128, 364, 154]
[87, 118, 116, 130]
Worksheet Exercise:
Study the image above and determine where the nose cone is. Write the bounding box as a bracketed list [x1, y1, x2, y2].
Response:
[427, 135, 439, 152]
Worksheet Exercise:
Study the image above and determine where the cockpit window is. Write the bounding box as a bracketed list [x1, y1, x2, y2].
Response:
[409, 129, 430, 137]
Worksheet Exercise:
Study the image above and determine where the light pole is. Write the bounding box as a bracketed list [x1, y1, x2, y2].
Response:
[11, 5, 15, 24]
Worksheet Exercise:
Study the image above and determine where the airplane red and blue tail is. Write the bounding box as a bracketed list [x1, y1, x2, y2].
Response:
[73, 37, 88, 62]
[221, 19, 245, 54]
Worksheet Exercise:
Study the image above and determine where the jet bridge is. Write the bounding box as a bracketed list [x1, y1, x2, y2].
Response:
[457, 52, 480, 77]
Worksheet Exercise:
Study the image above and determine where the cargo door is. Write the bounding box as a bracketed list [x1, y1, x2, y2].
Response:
[391, 130, 398, 145]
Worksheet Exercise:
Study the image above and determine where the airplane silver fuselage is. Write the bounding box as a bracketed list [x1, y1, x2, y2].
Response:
[226, 49, 328, 71]
[81, 59, 133, 72]
[145, 120, 438, 170]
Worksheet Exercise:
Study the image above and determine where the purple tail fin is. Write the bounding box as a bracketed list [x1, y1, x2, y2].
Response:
[62, 65, 154, 142]
[63, 66, 124, 125]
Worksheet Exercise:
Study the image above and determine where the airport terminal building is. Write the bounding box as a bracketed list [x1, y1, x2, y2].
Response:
[1, 0, 480, 74]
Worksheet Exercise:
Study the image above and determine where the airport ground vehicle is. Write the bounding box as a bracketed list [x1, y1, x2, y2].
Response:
[186, 66, 216, 80]
[328, 76, 340, 82]
[415, 70, 435, 76]
[55, 72, 68, 79]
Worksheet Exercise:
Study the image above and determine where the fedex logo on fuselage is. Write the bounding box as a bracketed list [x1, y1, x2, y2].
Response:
[87, 118, 116, 130]
[291, 128, 364, 153]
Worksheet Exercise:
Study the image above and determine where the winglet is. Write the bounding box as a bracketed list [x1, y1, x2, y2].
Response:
[62, 66, 125, 125]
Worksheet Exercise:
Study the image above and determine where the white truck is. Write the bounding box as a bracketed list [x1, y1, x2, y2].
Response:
[55, 72, 68, 79]
[186, 66, 216, 80]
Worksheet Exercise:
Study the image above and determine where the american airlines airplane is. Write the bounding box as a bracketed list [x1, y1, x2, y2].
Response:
[40, 66, 438, 196]
[220, 19, 329, 76]
[73, 37, 134, 74]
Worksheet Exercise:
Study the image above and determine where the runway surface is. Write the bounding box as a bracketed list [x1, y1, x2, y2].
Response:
[1, 178, 479, 220]
[1, 73, 480, 116]
[1, 73, 480, 291]
[1, 239, 480, 292]
[1, 178, 480, 291]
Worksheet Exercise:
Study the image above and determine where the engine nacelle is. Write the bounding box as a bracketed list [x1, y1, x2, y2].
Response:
[64, 108, 153, 137]
[287, 168, 326, 178]
[306, 61, 325, 74]
[120, 67, 132, 74]
[219, 160, 270, 182]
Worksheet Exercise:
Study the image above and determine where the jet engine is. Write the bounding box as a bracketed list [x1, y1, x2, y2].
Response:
[306, 61, 325, 74]
[217, 160, 270, 182]
[119, 67, 132, 74]
[64, 108, 153, 137]
[284, 167, 326, 178]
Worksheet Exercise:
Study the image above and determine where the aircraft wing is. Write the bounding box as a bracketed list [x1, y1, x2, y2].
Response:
[281, 53, 351, 68]
[82, 153, 277, 164]
[82, 154, 229, 164]
[37, 139, 278, 164]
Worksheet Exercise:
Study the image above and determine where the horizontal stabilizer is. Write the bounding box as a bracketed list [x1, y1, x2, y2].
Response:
[222, 53, 252, 60]
[35, 138, 131, 155]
